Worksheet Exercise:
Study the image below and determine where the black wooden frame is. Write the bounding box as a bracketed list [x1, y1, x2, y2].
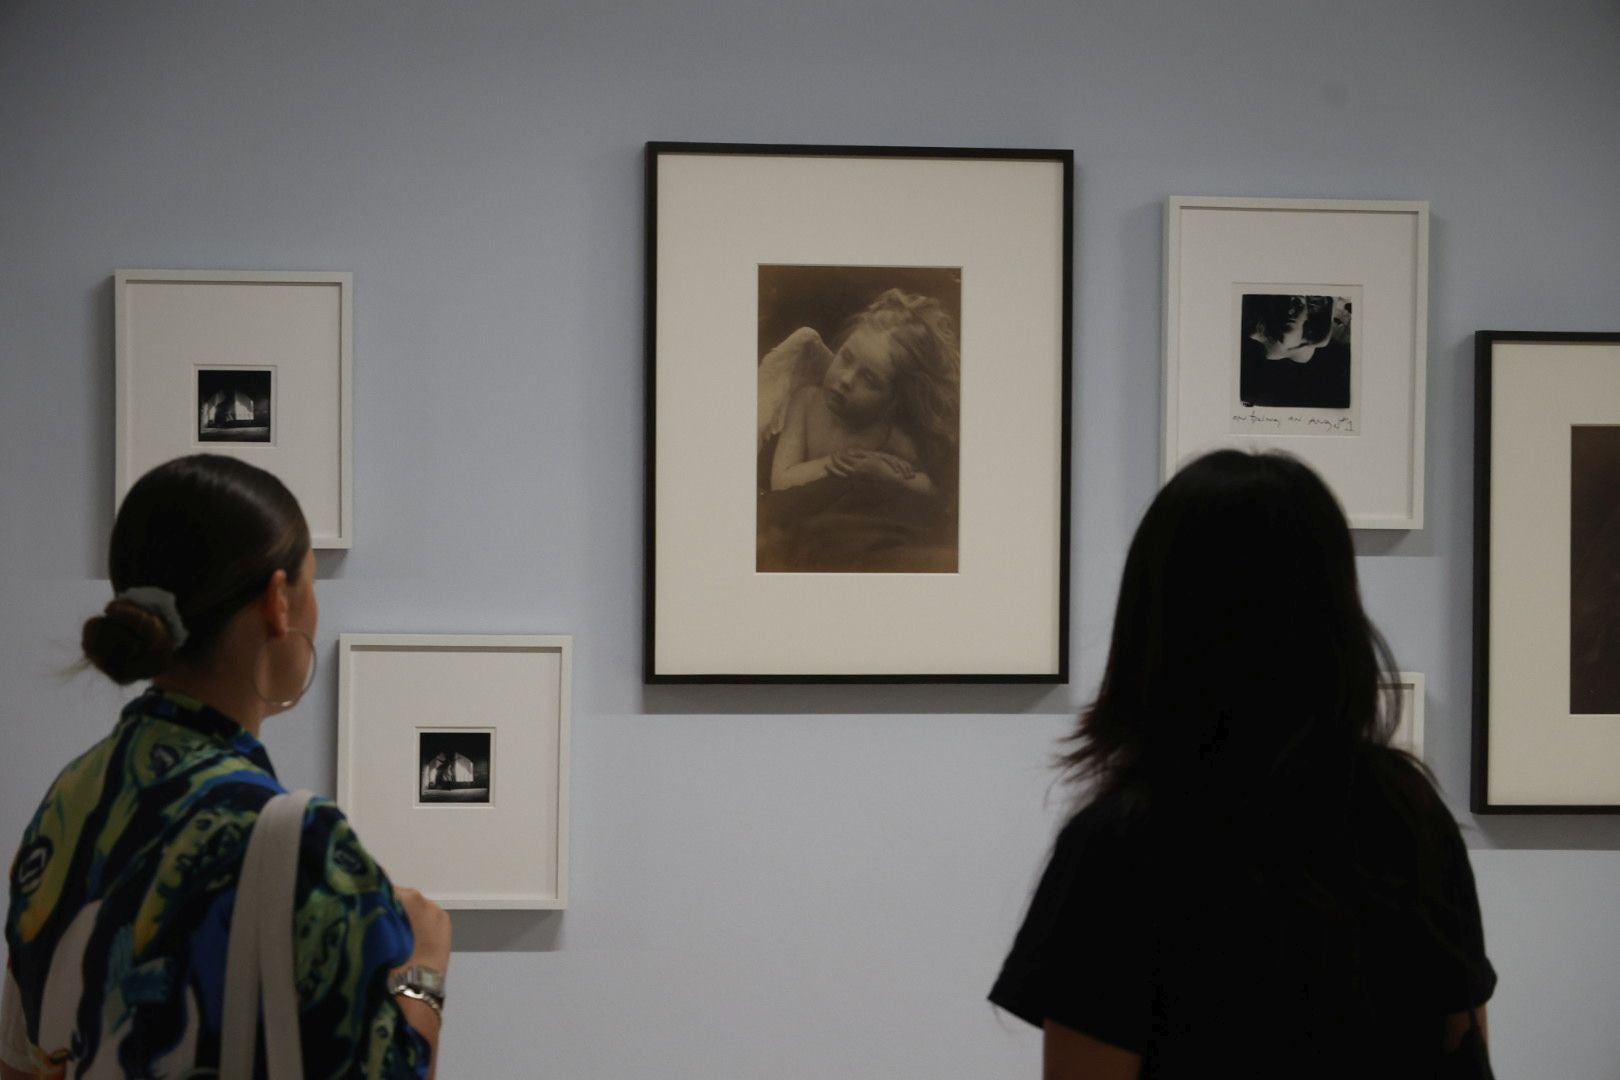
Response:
[644, 141, 1074, 684]
[1473, 330, 1620, 812]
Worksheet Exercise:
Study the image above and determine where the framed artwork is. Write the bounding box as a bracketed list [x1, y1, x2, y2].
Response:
[337, 634, 572, 907]
[1473, 331, 1620, 813]
[1163, 198, 1428, 529]
[115, 270, 354, 547]
[646, 142, 1073, 682]
[1380, 671, 1425, 758]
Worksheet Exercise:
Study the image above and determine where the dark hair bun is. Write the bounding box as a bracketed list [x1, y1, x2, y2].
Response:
[94, 455, 310, 680]
[81, 598, 177, 684]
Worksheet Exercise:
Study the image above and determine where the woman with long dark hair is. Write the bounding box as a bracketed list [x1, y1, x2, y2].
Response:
[991, 450, 1494, 1077]
[2, 455, 450, 1078]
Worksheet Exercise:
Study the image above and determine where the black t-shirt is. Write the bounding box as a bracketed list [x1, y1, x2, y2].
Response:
[990, 752, 1495, 1077]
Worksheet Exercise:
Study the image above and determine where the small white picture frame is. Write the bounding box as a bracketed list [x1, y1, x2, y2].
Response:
[337, 634, 572, 910]
[1381, 671, 1426, 758]
[115, 270, 354, 547]
[1163, 198, 1428, 529]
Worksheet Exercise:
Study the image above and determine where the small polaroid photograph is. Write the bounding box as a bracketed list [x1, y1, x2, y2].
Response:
[1229, 285, 1361, 437]
[197, 367, 273, 443]
[418, 730, 493, 805]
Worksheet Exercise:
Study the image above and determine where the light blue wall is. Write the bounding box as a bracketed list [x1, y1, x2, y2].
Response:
[3, 1, 1618, 1075]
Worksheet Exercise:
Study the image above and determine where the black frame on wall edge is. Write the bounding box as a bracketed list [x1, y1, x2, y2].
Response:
[1472, 329, 1620, 814]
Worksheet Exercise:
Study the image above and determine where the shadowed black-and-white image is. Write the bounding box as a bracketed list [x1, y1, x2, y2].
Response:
[197, 368, 272, 442]
[756, 264, 962, 574]
[1238, 294, 1353, 409]
[418, 730, 492, 804]
[1571, 425, 1620, 714]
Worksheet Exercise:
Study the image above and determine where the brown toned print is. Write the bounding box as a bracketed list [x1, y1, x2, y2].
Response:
[1571, 424, 1620, 714]
[755, 265, 961, 573]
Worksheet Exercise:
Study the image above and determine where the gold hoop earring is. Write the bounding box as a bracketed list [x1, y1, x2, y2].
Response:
[254, 627, 318, 710]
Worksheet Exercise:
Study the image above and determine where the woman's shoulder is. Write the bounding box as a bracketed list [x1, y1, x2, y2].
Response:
[1350, 745, 1469, 863]
[1355, 745, 1455, 818]
[1050, 791, 1152, 867]
[295, 796, 397, 897]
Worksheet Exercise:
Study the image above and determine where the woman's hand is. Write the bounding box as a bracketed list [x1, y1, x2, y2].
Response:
[394, 886, 452, 973]
[390, 886, 451, 1075]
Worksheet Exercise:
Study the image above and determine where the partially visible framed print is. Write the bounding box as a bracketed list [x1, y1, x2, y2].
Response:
[1474, 332, 1620, 813]
[1381, 671, 1425, 759]
[338, 634, 572, 907]
[115, 270, 354, 547]
[646, 142, 1073, 682]
[1164, 198, 1428, 528]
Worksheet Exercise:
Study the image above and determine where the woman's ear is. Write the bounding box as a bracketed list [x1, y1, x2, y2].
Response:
[257, 568, 291, 638]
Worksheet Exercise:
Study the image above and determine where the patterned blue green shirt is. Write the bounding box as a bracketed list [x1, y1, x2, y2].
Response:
[3, 688, 429, 1077]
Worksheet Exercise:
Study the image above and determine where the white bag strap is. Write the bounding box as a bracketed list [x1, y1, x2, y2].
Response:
[220, 789, 315, 1080]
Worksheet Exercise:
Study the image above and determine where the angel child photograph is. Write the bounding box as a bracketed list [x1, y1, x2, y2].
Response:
[755, 265, 962, 574]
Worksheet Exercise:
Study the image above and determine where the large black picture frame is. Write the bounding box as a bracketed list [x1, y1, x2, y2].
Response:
[645, 142, 1073, 683]
[1473, 330, 1620, 812]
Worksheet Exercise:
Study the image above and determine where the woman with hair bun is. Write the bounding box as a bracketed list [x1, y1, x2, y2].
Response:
[2, 455, 449, 1078]
[991, 450, 1495, 1079]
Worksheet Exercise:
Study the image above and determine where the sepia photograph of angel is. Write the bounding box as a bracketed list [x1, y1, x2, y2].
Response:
[756, 265, 962, 573]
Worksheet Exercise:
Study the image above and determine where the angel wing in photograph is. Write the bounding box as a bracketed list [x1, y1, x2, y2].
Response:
[757, 326, 833, 453]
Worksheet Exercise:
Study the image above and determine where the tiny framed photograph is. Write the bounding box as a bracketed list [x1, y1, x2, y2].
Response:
[1163, 198, 1428, 528]
[115, 270, 354, 547]
[337, 634, 572, 907]
[647, 142, 1073, 681]
[417, 729, 493, 805]
[1380, 671, 1425, 759]
[1474, 331, 1620, 813]
[196, 367, 274, 443]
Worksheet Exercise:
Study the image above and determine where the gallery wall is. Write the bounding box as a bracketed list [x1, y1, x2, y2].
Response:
[3, 1, 1619, 1075]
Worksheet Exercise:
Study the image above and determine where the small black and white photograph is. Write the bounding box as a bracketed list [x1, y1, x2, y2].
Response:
[1570, 425, 1620, 715]
[196, 367, 273, 442]
[418, 730, 493, 804]
[755, 264, 962, 574]
[1237, 292, 1354, 410]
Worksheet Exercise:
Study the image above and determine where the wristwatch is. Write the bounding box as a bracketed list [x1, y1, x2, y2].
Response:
[387, 964, 446, 1015]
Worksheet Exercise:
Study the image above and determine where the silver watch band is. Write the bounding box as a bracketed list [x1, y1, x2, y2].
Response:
[393, 983, 444, 1015]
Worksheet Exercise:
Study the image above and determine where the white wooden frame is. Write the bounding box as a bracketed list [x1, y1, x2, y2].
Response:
[1163, 198, 1428, 529]
[115, 269, 354, 547]
[337, 634, 571, 910]
[1382, 671, 1426, 758]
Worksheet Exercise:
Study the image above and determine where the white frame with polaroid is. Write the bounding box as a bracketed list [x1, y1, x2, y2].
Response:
[1382, 671, 1426, 759]
[1163, 198, 1428, 529]
[115, 269, 354, 547]
[1474, 332, 1620, 812]
[337, 634, 572, 909]
[647, 142, 1073, 681]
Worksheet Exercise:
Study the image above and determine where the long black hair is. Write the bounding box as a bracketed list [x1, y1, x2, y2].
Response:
[1054, 451, 1480, 1064]
[82, 455, 310, 684]
[1062, 449, 1402, 817]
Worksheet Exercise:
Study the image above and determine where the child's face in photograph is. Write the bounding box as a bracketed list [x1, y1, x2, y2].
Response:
[822, 327, 897, 422]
